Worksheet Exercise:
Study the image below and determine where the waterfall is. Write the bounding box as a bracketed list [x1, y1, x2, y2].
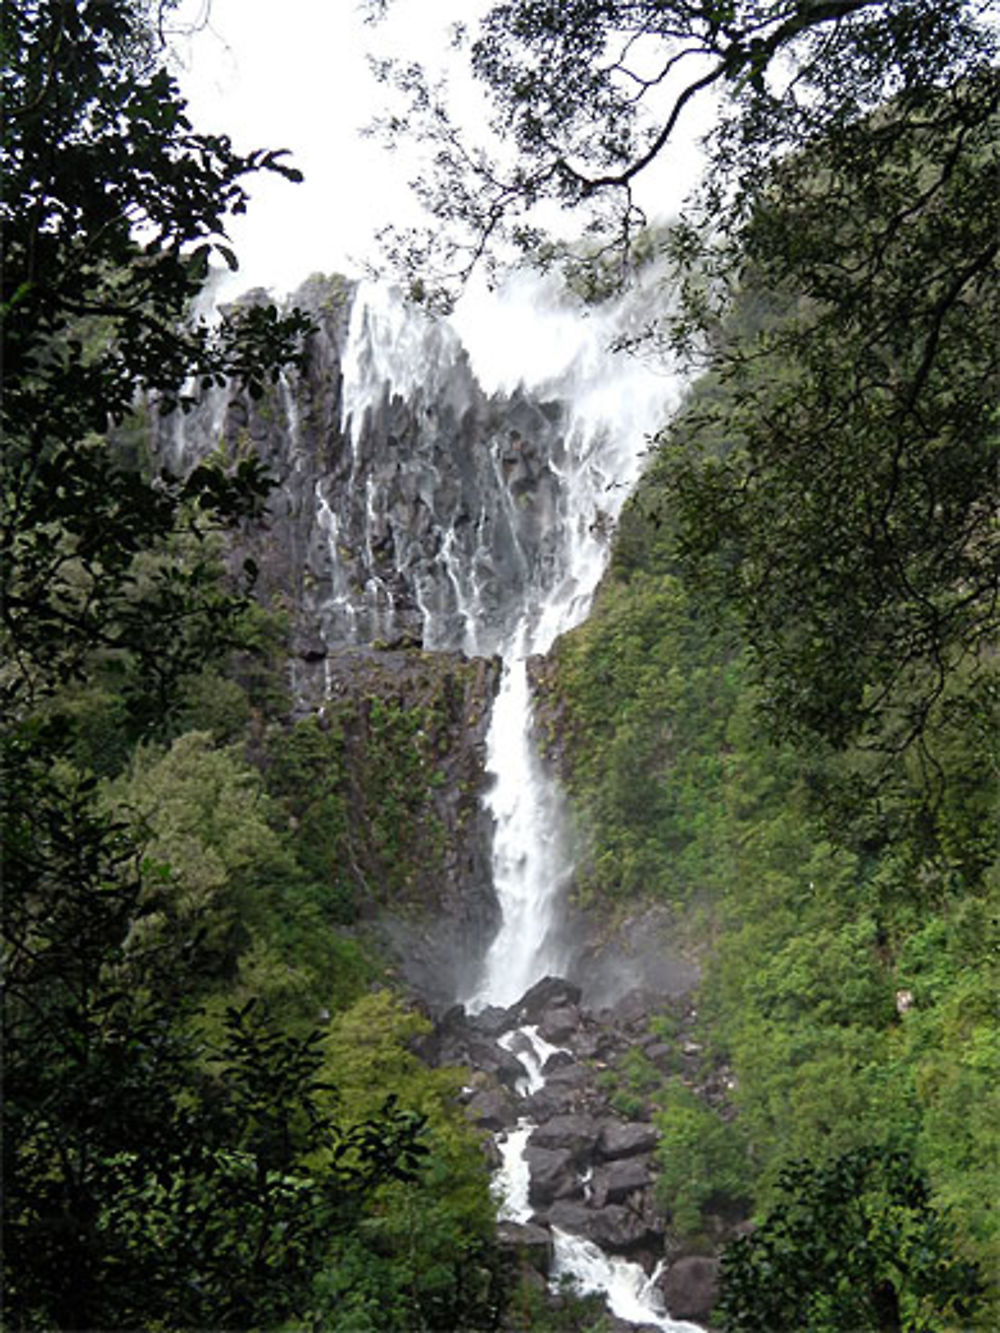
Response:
[166, 266, 695, 1327]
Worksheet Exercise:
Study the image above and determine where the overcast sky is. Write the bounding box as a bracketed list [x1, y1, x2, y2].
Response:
[173, 0, 713, 304]
[173, 0, 491, 296]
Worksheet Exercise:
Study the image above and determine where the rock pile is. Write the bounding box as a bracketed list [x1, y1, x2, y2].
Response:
[413, 976, 728, 1328]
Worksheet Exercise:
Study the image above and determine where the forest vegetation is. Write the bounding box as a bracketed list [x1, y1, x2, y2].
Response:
[3, 0, 997, 1330]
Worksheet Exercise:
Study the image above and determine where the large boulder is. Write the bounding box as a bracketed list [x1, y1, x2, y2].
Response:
[591, 1158, 654, 1207]
[527, 1114, 600, 1163]
[464, 1085, 517, 1131]
[525, 1146, 583, 1207]
[538, 1003, 581, 1044]
[658, 1255, 720, 1323]
[513, 977, 582, 1025]
[597, 1120, 659, 1161]
[587, 1203, 660, 1255]
[495, 1220, 554, 1277]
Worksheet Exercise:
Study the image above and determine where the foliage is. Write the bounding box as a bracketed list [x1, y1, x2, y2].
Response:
[300, 992, 502, 1332]
[654, 1081, 751, 1239]
[716, 1148, 984, 1331]
[1, 0, 312, 720]
[541, 312, 998, 1308]
[261, 659, 482, 915]
[1, 740, 427, 1330]
[366, 0, 996, 306]
[658, 70, 999, 754]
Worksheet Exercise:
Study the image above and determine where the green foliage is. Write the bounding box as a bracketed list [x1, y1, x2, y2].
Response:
[2, 743, 426, 1331]
[659, 71, 999, 755]
[544, 267, 998, 1308]
[716, 1148, 984, 1331]
[105, 730, 374, 1020]
[300, 992, 502, 1332]
[2, 0, 312, 720]
[261, 661, 479, 914]
[654, 1081, 751, 1239]
[368, 0, 996, 309]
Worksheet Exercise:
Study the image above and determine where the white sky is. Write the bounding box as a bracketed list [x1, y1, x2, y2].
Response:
[173, 0, 713, 302]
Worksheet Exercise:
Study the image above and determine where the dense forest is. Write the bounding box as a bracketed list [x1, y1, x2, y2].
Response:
[3, 1, 997, 1331]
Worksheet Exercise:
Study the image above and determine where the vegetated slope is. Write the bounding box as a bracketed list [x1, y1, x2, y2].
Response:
[538, 357, 998, 1330]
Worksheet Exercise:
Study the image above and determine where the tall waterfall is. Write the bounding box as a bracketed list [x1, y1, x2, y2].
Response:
[336, 273, 681, 1003]
[162, 266, 697, 1330]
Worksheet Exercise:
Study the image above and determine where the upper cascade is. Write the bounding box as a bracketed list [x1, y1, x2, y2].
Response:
[151, 268, 681, 691]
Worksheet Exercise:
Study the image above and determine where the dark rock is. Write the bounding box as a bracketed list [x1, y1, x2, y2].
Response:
[587, 1204, 659, 1254]
[658, 1255, 720, 1323]
[525, 1146, 583, 1206]
[513, 977, 582, 1024]
[591, 1158, 654, 1207]
[541, 1049, 575, 1075]
[527, 1114, 600, 1163]
[468, 1004, 512, 1037]
[464, 1086, 516, 1131]
[538, 1200, 593, 1235]
[522, 1087, 565, 1121]
[495, 1221, 553, 1276]
[538, 1004, 581, 1044]
[605, 989, 654, 1030]
[597, 1121, 659, 1160]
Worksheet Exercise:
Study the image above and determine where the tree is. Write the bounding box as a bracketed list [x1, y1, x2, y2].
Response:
[367, 0, 995, 303]
[715, 1148, 984, 1331]
[1, 0, 312, 723]
[1, 4, 436, 1327]
[655, 65, 999, 755]
[369, 0, 998, 757]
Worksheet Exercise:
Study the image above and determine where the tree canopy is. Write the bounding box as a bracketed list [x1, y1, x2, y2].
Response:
[370, 0, 998, 756]
[368, 0, 996, 302]
[1, 0, 312, 720]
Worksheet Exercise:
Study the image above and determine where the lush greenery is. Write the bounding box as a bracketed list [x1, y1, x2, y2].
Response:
[1, 4, 500, 1328]
[541, 321, 998, 1327]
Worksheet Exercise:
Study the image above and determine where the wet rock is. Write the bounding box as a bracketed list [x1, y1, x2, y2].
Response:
[527, 1114, 600, 1163]
[525, 1146, 583, 1206]
[522, 1087, 565, 1121]
[540, 1200, 592, 1235]
[468, 1004, 512, 1037]
[591, 1158, 654, 1207]
[541, 1049, 574, 1075]
[464, 1086, 517, 1132]
[658, 1255, 720, 1323]
[597, 1121, 659, 1161]
[513, 977, 582, 1024]
[587, 1203, 659, 1254]
[496, 1220, 553, 1276]
[539, 1004, 581, 1044]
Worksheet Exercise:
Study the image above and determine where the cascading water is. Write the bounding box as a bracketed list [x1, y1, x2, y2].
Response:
[167, 267, 702, 1329]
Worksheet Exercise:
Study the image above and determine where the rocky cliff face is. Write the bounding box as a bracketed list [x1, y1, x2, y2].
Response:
[150, 274, 589, 998]
[154, 274, 574, 700]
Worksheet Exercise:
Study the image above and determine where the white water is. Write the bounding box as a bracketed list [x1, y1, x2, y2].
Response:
[494, 1030, 703, 1332]
[552, 1232, 703, 1333]
[454, 271, 681, 1009]
[333, 269, 691, 1328]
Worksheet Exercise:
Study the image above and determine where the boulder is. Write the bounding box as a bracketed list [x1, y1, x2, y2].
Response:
[658, 1255, 720, 1323]
[527, 1114, 600, 1163]
[464, 1086, 516, 1131]
[539, 1200, 593, 1236]
[591, 1158, 654, 1207]
[587, 1203, 659, 1254]
[539, 1004, 581, 1044]
[597, 1120, 659, 1160]
[525, 1146, 583, 1206]
[495, 1220, 554, 1276]
[514, 976, 582, 1024]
